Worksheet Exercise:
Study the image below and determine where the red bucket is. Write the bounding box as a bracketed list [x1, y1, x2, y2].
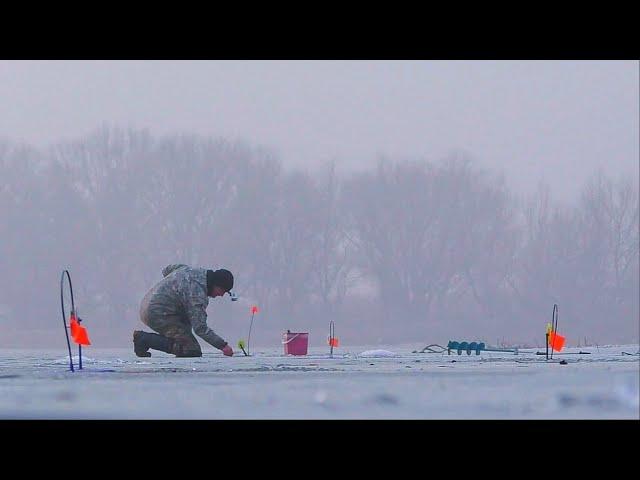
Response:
[282, 331, 309, 356]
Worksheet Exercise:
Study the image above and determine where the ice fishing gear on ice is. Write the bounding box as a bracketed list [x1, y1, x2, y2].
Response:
[237, 339, 248, 356]
[60, 270, 91, 372]
[413, 344, 448, 353]
[548, 304, 565, 359]
[282, 330, 309, 356]
[328, 320, 339, 357]
[246, 305, 258, 355]
[447, 341, 493, 355]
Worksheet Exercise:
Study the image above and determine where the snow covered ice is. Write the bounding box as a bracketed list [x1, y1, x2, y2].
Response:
[0, 344, 637, 419]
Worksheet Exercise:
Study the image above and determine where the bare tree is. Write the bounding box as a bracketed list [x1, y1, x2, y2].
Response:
[513, 172, 639, 344]
[309, 162, 353, 318]
[341, 156, 519, 341]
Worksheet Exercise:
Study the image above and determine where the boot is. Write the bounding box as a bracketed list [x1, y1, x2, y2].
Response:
[133, 330, 174, 357]
[133, 330, 151, 357]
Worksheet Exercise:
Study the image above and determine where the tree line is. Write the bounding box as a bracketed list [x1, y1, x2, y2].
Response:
[1, 127, 637, 348]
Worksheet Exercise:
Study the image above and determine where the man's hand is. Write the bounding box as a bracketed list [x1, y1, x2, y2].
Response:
[222, 344, 233, 357]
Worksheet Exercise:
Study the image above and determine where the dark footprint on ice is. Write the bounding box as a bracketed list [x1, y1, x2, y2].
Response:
[369, 393, 400, 405]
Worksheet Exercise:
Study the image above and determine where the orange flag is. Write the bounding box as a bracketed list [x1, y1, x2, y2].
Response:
[251, 305, 259, 314]
[328, 337, 339, 347]
[548, 331, 565, 352]
[73, 325, 91, 346]
[69, 312, 91, 345]
[69, 313, 79, 338]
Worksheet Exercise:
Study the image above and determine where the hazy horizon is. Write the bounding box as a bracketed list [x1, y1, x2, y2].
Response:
[1, 60, 637, 202]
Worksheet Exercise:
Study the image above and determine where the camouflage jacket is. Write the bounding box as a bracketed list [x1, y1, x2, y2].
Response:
[146, 264, 227, 350]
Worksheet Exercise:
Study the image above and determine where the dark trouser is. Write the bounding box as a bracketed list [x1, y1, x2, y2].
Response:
[139, 294, 202, 357]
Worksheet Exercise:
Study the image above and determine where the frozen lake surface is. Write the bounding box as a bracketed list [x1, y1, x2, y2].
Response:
[1, 344, 638, 419]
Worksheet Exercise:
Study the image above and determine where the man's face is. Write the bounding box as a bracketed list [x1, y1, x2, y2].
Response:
[210, 286, 226, 298]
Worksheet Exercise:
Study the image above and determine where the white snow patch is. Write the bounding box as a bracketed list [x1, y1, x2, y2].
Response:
[359, 349, 398, 358]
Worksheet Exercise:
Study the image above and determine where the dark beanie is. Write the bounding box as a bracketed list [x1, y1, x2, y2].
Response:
[207, 269, 234, 293]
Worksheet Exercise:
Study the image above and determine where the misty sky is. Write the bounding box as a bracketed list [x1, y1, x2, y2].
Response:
[1, 60, 637, 201]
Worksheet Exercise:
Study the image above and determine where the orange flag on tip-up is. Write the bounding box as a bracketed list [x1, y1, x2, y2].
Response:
[69, 313, 79, 338]
[548, 331, 565, 352]
[73, 325, 91, 345]
[251, 306, 259, 314]
[69, 312, 91, 346]
[328, 337, 339, 347]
